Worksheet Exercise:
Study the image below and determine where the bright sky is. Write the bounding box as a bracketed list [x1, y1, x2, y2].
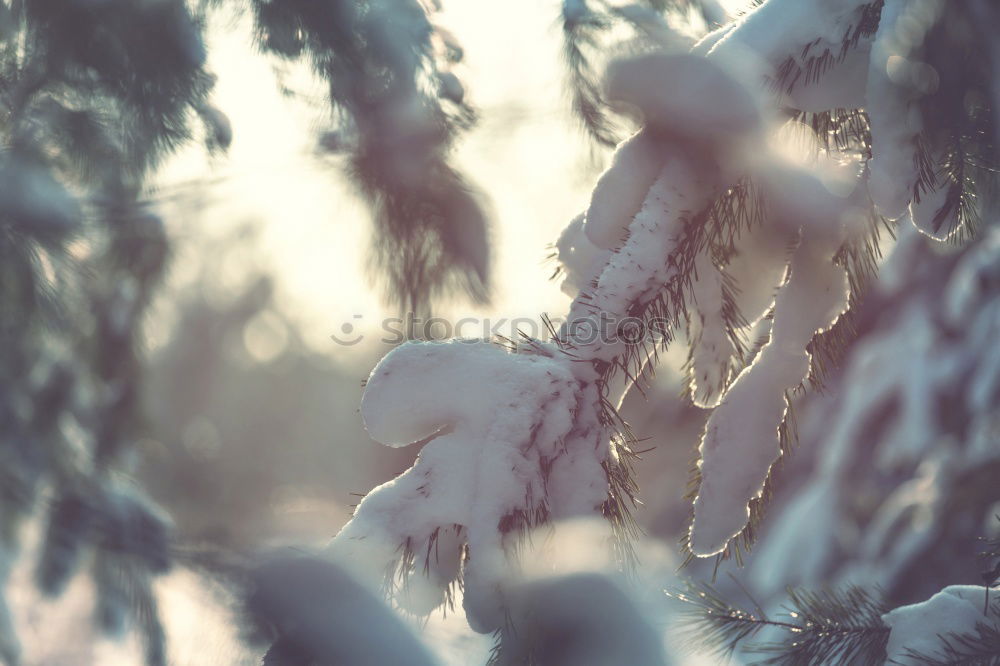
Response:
[157, 0, 752, 358]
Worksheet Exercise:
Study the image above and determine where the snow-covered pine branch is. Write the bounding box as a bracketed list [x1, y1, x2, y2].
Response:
[673, 580, 1000, 663]
[748, 224, 1000, 609]
[883, 585, 1000, 665]
[331, 339, 616, 633]
[690, 224, 853, 557]
[330, 0, 998, 647]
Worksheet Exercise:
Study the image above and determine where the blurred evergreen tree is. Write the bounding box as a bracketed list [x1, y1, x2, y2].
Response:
[0, 1, 215, 662]
[0, 1, 486, 663]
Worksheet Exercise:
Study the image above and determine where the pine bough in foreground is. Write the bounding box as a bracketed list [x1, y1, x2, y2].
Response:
[330, 0, 998, 659]
[674, 581, 1000, 665]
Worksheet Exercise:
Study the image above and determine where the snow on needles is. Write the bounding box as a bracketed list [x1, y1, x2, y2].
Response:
[564, 149, 718, 364]
[686, 251, 737, 409]
[690, 227, 851, 557]
[882, 585, 1000, 665]
[331, 340, 610, 633]
[866, 0, 941, 220]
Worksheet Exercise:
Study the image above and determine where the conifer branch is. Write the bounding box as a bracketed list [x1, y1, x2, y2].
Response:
[670, 582, 890, 665]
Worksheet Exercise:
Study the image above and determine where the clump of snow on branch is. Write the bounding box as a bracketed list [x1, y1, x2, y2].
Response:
[502, 572, 668, 666]
[706, 0, 971, 241]
[330, 340, 612, 632]
[494, 517, 676, 666]
[866, 0, 942, 221]
[882, 585, 999, 665]
[583, 129, 667, 251]
[562, 50, 767, 365]
[690, 223, 851, 557]
[247, 555, 438, 666]
[564, 151, 718, 363]
[703, 0, 874, 103]
[604, 53, 761, 152]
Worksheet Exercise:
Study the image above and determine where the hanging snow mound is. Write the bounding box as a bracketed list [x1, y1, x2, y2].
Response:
[335, 339, 615, 633]
[866, 0, 944, 219]
[584, 48, 764, 253]
[689, 233, 850, 557]
[583, 129, 665, 250]
[882, 585, 999, 665]
[358, 338, 568, 447]
[247, 556, 438, 666]
[605, 52, 760, 148]
[503, 572, 669, 666]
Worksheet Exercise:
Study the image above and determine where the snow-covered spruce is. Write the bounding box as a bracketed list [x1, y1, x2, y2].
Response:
[337, 4, 859, 614]
[330, 47, 768, 627]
